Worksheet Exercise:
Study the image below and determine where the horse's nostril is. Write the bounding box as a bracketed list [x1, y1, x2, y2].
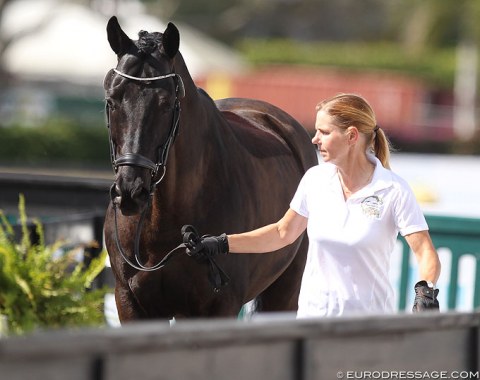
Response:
[110, 183, 122, 204]
[111, 178, 149, 215]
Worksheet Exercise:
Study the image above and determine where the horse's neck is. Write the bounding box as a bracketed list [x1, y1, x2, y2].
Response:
[174, 53, 200, 108]
[154, 55, 229, 212]
[175, 52, 229, 145]
[171, 94, 228, 171]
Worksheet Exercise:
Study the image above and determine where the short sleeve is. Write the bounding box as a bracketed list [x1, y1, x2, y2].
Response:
[290, 172, 310, 218]
[394, 179, 428, 236]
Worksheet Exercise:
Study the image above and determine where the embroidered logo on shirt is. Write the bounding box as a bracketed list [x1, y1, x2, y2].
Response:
[361, 195, 383, 219]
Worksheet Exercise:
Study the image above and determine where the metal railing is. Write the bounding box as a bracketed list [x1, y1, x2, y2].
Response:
[1, 312, 479, 379]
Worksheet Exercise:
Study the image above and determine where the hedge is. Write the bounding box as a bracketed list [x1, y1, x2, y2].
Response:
[0, 119, 110, 168]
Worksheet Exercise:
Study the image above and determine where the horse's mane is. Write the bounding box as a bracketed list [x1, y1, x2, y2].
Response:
[137, 30, 162, 54]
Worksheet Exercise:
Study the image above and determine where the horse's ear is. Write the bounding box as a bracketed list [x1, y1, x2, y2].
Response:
[162, 22, 180, 59]
[107, 16, 134, 57]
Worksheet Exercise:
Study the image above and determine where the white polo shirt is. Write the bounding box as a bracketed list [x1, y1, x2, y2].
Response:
[290, 155, 428, 317]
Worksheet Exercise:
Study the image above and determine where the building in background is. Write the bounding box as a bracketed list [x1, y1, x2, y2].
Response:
[0, 0, 247, 126]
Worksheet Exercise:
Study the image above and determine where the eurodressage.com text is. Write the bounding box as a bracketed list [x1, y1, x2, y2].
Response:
[337, 371, 480, 379]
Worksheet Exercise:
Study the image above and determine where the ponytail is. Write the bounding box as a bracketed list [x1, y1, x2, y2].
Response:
[373, 127, 392, 170]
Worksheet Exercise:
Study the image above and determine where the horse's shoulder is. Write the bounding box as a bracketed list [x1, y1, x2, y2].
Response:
[217, 98, 287, 136]
[216, 98, 305, 137]
[219, 108, 290, 157]
[216, 98, 317, 169]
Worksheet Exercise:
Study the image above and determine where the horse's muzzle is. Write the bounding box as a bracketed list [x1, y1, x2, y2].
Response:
[110, 177, 150, 216]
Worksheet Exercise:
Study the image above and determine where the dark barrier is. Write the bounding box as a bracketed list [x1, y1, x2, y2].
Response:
[0, 169, 113, 288]
[0, 169, 111, 216]
[0, 312, 478, 380]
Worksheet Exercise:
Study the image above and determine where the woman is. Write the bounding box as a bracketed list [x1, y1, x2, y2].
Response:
[185, 93, 441, 317]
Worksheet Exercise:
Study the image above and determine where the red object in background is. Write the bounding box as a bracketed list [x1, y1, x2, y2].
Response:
[197, 66, 454, 142]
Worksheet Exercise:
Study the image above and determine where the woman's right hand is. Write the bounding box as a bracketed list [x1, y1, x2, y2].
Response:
[181, 225, 229, 257]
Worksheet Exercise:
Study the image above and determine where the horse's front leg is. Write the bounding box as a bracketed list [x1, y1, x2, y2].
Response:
[114, 284, 145, 322]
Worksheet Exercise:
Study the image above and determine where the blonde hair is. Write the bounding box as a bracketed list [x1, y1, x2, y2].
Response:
[316, 93, 392, 169]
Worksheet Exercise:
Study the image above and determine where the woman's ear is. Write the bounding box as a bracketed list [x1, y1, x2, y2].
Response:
[346, 126, 359, 144]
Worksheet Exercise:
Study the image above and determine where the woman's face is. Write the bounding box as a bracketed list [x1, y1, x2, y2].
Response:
[311, 110, 349, 164]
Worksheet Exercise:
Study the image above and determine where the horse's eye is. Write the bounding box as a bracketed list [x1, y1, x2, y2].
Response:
[163, 105, 174, 114]
[157, 99, 173, 113]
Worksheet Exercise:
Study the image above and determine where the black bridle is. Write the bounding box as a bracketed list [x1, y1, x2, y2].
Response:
[105, 68, 185, 195]
[105, 67, 186, 272]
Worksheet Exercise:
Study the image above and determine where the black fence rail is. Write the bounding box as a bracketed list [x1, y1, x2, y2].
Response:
[0, 312, 478, 380]
[0, 168, 111, 216]
[0, 169, 113, 288]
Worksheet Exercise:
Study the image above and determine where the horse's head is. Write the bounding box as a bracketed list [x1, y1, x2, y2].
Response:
[104, 16, 185, 216]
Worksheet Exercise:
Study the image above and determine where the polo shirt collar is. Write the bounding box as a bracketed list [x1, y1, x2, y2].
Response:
[370, 154, 393, 186]
[326, 154, 394, 200]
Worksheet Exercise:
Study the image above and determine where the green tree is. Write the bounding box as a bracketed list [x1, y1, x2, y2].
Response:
[393, 0, 480, 53]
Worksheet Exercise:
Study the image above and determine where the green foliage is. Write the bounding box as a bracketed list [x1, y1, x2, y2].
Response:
[237, 39, 457, 88]
[0, 118, 110, 168]
[0, 195, 109, 335]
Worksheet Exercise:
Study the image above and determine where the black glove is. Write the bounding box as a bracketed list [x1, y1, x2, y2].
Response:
[412, 280, 439, 312]
[181, 225, 229, 258]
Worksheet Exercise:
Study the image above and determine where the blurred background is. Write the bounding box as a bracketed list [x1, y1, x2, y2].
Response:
[1, 0, 480, 159]
[0, 0, 479, 317]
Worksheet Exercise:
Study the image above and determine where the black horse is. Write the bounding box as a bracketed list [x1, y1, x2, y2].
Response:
[103, 16, 318, 321]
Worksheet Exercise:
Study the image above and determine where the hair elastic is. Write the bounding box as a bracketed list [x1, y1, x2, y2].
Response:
[373, 125, 380, 132]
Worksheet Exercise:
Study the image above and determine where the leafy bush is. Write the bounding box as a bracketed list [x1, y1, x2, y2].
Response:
[0, 195, 109, 335]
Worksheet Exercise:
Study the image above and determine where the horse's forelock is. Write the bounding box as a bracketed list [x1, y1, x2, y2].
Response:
[137, 31, 163, 55]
